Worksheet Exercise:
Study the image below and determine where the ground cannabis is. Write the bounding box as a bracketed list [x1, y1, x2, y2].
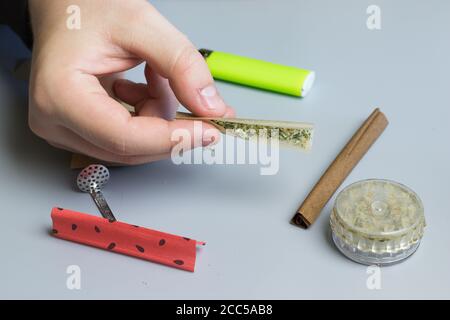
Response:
[211, 119, 313, 150]
[175, 112, 314, 150]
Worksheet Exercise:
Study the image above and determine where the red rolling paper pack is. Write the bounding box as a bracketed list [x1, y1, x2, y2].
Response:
[51, 207, 205, 272]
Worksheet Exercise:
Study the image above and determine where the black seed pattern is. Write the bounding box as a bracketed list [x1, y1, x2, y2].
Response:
[136, 245, 145, 253]
[52, 229, 58, 234]
[183, 237, 190, 241]
[71, 224, 77, 231]
[57, 207, 63, 211]
[159, 239, 166, 246]
[174, 260, 184, 266]
[107, 243, 116, 250]
[94, 226, 101, 233]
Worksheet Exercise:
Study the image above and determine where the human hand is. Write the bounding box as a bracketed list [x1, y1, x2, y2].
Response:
[28, 0, 234, 164]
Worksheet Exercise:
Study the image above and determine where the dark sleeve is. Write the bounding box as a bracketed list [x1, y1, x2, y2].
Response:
[0, 0, 33, 49]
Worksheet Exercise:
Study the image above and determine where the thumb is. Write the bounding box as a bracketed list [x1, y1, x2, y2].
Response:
[113, 3, 227, 117]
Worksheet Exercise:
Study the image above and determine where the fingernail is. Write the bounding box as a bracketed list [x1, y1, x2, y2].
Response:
[223, 108, 236, 118]
[202, 135, 216, 147]
[199, 84, 224, 110]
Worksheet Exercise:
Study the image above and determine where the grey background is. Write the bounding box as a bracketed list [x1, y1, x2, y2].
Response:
[0, 0, 449, 299]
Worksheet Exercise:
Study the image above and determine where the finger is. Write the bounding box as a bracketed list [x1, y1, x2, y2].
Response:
[112, 3, 228, 117]
[144, 64, 175, 100]
[99, 72, 125, 98]
[115, 79, 235, 120]
[140, 64, 179, 118]
[114, 79, 149, 106]
[59, 73, 220, 155]
[114, 77, 178, 119]
[113, 64, 176, 103]
[224, 107, 236, 118]
[46, 126, 172, 165]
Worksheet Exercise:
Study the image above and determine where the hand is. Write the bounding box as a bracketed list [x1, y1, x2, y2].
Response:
[28, 0, 234, 164]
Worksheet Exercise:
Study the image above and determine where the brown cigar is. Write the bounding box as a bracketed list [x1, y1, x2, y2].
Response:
[291, 108, 389, 229]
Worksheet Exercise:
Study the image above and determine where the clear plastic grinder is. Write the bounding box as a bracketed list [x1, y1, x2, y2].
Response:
[330, 179, 426, 266]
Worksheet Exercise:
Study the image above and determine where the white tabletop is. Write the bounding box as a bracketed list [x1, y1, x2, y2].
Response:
[0, 0, 449, 299]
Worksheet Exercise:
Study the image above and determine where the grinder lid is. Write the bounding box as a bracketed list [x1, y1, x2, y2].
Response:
[334, 179, 425, 238]
[330, 179, 426, 265]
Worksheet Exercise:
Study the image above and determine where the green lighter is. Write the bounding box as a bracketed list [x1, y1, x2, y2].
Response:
[199, 49, 315, 97]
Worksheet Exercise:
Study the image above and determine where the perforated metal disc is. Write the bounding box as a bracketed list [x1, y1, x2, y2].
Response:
[77, 165, 110, 193]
